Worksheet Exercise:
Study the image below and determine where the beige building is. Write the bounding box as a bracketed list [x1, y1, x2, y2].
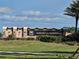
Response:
[3, 27, 12, 38]
[23, 27, 28, 38]
[3, 26, 28, 38]
[3, 26, 64, 38]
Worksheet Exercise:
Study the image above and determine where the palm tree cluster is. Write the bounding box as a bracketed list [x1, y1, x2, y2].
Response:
[64, 0, 79, 33]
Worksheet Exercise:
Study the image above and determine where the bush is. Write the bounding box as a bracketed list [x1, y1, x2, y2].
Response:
[16, 38, 35, 40]
[26, 38, 35, 40]
[54, 36, 63, 43]
[62, 36, 75, 42]
[64, 32, 79, 42]
[0, 33, 2, 38]
[7, 35, 15, 40]
[36, 35, 63, 43]
[36, 35, 52, 42]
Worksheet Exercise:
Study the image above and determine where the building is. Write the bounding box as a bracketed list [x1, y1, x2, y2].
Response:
[2, 26, 64, 38]
[3, 26, 28, 38]
[28, 28, 64, 36]
[3, 27, 12, 38]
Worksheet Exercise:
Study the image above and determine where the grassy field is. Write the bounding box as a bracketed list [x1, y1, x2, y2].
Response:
[0, 40, 78, 59]
[0, 40, 78, 52]
[0, 54, 58, 59]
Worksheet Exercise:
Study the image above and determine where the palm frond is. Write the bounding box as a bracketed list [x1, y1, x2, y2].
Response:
[64, 0, 79, 17]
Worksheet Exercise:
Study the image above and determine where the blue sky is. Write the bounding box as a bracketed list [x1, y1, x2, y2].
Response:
[0, 0, 77, 31]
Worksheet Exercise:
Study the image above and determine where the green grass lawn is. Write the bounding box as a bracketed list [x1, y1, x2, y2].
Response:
[0, 40, 78, 52]
[0, 54, 57, 59]
[0, 40, 78, 59]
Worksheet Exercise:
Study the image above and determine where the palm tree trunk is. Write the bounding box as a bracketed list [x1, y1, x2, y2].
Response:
[75, 15, 78, 33]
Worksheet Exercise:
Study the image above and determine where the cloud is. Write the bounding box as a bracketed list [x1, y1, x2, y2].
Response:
[21, 10, 50, 17]
[0, 7, 28, 21]
[19, 10, 71, 21]
[0, 7, 13, 14]
[22, 10, 41, 16]
[32, 17, 68, 21]
[0, 9, 71, 21]
[0, 15, 28, 21]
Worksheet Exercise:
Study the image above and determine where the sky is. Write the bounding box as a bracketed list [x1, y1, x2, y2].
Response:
[0, 0, 77, 31]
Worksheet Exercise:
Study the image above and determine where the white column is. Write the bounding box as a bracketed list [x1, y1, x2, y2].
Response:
[23, 27, 28, 38]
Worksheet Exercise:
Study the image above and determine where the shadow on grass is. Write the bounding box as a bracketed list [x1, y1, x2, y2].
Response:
[40, 51, 79, 54]
[0, 55, 67, 59]
[0, 57, 68, 59]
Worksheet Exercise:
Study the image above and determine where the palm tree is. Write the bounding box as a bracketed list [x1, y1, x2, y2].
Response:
[64, 0, 79, 33]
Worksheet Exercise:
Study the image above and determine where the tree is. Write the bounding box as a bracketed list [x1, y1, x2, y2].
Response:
[64, 0, 79, 33]
[0, 33, 2, 37]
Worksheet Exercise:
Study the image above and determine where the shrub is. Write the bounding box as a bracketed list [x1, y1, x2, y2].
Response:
[16, 38, 35, 40]
[64, 32, 79, 42]
[36, 35, 63, 43]
[7, 35, 15, 40]
[36, 35, 52, 42]
[26, 38, 35, 40]
[0, 33, 2, 38]
[62, 36, 75, 42]
[54, 36, 63, 43]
